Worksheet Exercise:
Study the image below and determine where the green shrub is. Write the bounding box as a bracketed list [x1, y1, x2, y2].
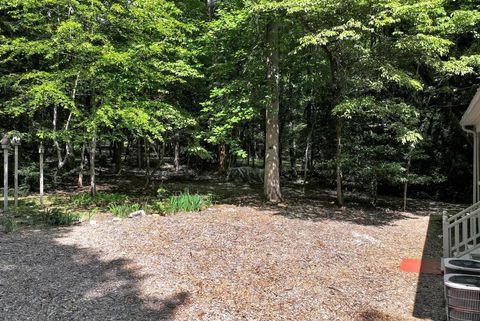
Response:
[71, 192, 129, 207]
[18, 164, 40, 191]
[41, 208, 80, 226]
[109, 203, 141, 217]
[0, 186, 29, 197]
[0, 217, 17, 233]
[96, 192, 129, 205]
[167, 191, 212, 213]
[156, 187, 168, 199]
[70, 193, 94, 207]
[151, 201, 167, 214]
[227, 167, 264, 183]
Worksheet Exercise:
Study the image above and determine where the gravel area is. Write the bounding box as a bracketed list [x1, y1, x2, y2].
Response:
[0, 202, 460, 321]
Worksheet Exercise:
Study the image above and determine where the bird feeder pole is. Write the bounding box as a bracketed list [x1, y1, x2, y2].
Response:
[39, 142, 44, 206]
[12, 136, 21, 208]
[1, 135, 10, 212]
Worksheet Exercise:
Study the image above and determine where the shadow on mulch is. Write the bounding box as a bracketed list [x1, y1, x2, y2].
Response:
[0, 229, 189, 321]
[357, 308, 405, 321]
[413, 215, 446, 321]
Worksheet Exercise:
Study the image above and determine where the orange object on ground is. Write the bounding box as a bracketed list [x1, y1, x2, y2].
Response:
[400, 258, 442, 274]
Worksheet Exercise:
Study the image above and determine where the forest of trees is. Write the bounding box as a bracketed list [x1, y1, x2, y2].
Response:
[1, 0, 479, 204]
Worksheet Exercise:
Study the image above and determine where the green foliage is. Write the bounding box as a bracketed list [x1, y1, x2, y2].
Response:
[40, 208, 80, 226]
[227, 167, 264, 183]
[0, 216, 17, 233]
[167, 191, 212, 213]
[151, 201, 168, 214]
[70, 192, 129, 208]
[0, 0, 479, 204]
[0, 0, 201, 150]
[109, 203, 141, 218]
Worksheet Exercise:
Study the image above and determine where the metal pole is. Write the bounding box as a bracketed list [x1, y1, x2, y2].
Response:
[14, 144, 18, 208]
[3, 147, 8, 211]
[39, 143, 44, 206]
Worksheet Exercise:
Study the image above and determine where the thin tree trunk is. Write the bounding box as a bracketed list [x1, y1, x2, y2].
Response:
[174, 138, 180, 172]
[288, 121, 297, 177]
[303, 143, 311, 185]
[160, 141, 165, 167]
[144, 138, 151, 187]
[403, 155, 412, 211]
[264, 20, 282, 202]
[78, 143, 85, 188]
[114, 141, 124, 174]
[252, 139, 256, 168]
[335, 118, 344, 206]
[207, 0, 216, 19]
[90, 134, 97, 196]
[137, 139, 143, 169]
[219, 143, 226, 173]
[303, 102, 316, 185]
[53, 73, 79, 170]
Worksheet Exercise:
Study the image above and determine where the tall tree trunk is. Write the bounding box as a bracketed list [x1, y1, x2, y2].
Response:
[252, 138, 256, 168]
[174, 138, 180, 172]
[78, 143, 85, 188]
[264, 20, 282, 202]
[144, 138, 151, 187]
[137, 139, 143, 169]
[403, 155, 412, 211]
[90, 134, 97, 196]
[288, 121, 297, 177]
[160, 141, 165, 167]
[335, 118, 344, 206]
[323, 46, 342, 206]
[53, 73, 79, 172]
[218, 143, 226, 173]
[303, 102, 316, 185]
[114, 141, 124, 174]
[207, 0, 216, 20]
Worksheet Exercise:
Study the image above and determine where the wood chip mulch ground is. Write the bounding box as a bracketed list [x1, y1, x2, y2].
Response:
[0, 200, 461, 321]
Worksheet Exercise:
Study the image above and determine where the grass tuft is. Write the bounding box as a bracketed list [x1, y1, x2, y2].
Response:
[167, 191, 212, 213]
[109, 203, 141, 217]
[0, 216, 17, 233]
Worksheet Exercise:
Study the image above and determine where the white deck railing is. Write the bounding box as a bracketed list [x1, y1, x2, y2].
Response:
[443, 201, 480, 258]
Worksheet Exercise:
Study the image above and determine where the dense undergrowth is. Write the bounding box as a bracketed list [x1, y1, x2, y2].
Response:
[0, 189, 213, 233]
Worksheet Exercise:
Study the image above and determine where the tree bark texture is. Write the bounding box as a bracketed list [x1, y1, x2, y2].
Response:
[78, 143, 85, 188]
[90, 135, 97, 196]
[264, 21, 282, 202]
[218, 143, 226, 173]
[335, 118, 344, 206]
[174, 138, 180, 172]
